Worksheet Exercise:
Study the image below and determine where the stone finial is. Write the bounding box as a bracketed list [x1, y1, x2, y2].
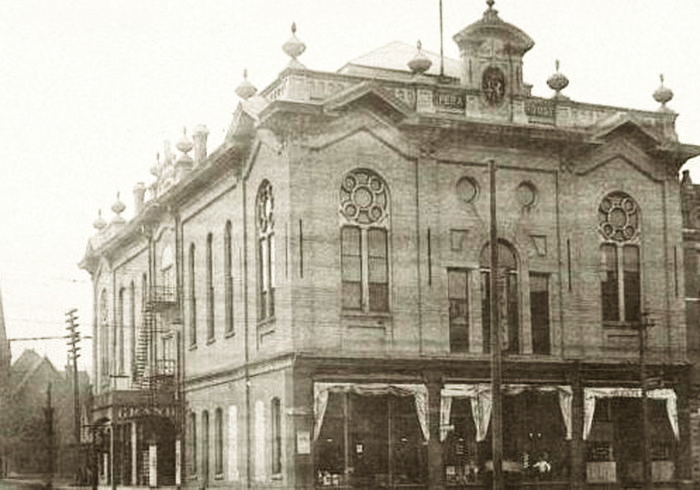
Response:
[111, 193, 126, 225]
[408, 40, 432, 75]
[547, 59, 569, 100]
[282, 22, 306, 69]
[681, 169, 693, 189]
[235, 69, 258, 100]
[176, 127, 194, 161]
[93, 209, 106, 230]
[653, 74, 674, 111]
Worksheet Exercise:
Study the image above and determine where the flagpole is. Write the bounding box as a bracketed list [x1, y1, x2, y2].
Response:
[439, 0, 445, 78]
[489, 159, 504, 490]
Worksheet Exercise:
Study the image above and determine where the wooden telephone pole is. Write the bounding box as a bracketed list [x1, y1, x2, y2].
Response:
[489, 159, 504, 490]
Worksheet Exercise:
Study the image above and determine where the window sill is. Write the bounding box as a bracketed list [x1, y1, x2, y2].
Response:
[341, 310, 391, 320]
[271, 473, 283, 481]
[214, 473, 224, 481]
[603, 321, 642, 329]
[257, 316, 276, 330]
[225, 329, 236, 339]
[188, 343, 197, 351]
[206, 337, 216, 345]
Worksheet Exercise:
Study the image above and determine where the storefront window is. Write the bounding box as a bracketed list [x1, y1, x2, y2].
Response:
[314, 392, 427, 487]
[443, 389, 569, 485]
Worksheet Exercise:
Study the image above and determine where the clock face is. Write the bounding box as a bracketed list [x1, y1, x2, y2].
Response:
[482, 66, 506, 106]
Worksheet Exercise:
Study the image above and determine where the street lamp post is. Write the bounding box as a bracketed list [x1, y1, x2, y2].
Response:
[635, 312, 654, 490]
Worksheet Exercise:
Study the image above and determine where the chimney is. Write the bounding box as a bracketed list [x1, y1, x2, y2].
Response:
[133, 182, 146, 214]
[192, 124, 209, 165]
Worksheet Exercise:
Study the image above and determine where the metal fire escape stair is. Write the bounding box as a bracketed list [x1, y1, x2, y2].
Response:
[135, 303, 154, 389]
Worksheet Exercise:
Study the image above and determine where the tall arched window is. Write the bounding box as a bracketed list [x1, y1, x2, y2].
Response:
[256, 181, 275, 320]
[206, 233, 215, 341]
[339, 169, 390, 312]
[214, 407, 223, 476]
[99, 289, 109, 382]
[190, 412, 198, 475]
[224, 221, 234, 335]
[118, 287, 125, 374]
[599, 192, 641, 323]
[480, 242, 519, 354]
[203, 410, 210, 481]
[271, 398, 282, 475]
[130, 281, 136, 378]
[189, 243, 197, 346]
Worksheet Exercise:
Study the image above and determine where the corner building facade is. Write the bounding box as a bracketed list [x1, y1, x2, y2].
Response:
[81, 3, 700, 489]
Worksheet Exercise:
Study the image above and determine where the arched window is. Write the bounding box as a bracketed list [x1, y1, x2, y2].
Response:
[224, 221, 234, 335]
[215, 408, 223, 476]
[206, 233, 215, 341]
[99, 289, 109, 382]
[339, 169, 390, 312]
[118, 287, 125, 374]
[256, 181, 275, 320]
[128, 282, 135, 377]
[599, 192, 641, 323]
[190, 412, 198, 475]
[271, 398, 282, 474]
[480, 242, 519, 354]
[189, 243, 197, 346]
[203, 410, 210, 481]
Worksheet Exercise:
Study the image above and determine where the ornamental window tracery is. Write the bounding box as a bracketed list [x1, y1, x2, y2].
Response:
[339, 169, 390, 312]
[256, 181, 275, 321]
[598, 192, 641, 324]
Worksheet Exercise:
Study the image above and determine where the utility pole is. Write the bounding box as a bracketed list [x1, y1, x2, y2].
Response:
[489, 159, 504, 490]
[635, 312, 654, 490]
[45, 383, 55, 489]
[65, 308, 82, 444]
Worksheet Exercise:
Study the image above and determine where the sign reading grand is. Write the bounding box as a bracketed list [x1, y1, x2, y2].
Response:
[117, 404, 177, 420]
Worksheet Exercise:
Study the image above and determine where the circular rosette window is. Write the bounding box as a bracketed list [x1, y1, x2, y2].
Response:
[340, 169, 388, 225]
[598, 192, 639, 242]
[456, 176, 479, 204]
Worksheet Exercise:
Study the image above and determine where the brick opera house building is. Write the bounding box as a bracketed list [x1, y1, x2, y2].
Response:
[80, 2, 700, 488]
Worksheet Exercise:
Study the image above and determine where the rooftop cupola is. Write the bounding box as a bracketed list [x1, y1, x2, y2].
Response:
[92, 209, 106, 231]
[111, 192, 126, 225]
[453, 0, 534, 100]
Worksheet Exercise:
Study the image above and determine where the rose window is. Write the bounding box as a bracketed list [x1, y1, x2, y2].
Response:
[598, 192, 639, 242]
[340, 169, 388, 224]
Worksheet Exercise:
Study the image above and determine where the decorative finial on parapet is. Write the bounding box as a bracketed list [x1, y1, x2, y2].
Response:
[150, 153, 161, 178]
[93, 209, 106, 230]
[111, 192, 126, 224]
[408, 40, 432, 75]
[176, 127, 193, 160]
[486, 0, 495, 9]
[282, 22, 306, 69]
[235, 69, 257, 100]
[653, 73, 674, 112]
[547, 59, 570, 100]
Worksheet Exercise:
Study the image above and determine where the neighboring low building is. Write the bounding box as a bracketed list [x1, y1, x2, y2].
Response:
[4, 349, 90, 478]
[80, 2, 700, 489]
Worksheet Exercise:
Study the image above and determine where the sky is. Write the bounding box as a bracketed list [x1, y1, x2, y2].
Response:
[1, 0, 699, 376]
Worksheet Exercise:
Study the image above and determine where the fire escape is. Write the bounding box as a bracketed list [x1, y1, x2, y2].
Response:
[134, 285, 177, 392]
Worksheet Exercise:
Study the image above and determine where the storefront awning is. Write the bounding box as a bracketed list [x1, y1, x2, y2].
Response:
[583, 387, 679, 440]
[440, 383, 573, 442]
[313, 382, 429, 442]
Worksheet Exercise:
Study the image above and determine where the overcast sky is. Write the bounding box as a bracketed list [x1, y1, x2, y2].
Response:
[1, 0, 699, 375]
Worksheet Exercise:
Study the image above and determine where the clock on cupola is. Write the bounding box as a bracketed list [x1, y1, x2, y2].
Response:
[453, 0, 534, 109]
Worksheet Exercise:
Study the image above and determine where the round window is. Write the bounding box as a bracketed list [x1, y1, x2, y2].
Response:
[456, 176, 479, 203]
[516, 182, 537, 207]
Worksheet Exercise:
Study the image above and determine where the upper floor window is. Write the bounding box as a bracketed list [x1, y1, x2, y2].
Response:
[480, 242, 519, 354]
[99, 289, 109, 379]
[206, 233, 215, 341]
[118, 287, 125, 374]
[161, 244, 174, 289]
[256, 181, 275, 321]
[447, 268, 469, 353]
[598, 192, 641, 324]
[339, 169, 390, 312]
[215, 407, 224, 476]
[224, 221, 234, 335]
[189, 243, 197, 346]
